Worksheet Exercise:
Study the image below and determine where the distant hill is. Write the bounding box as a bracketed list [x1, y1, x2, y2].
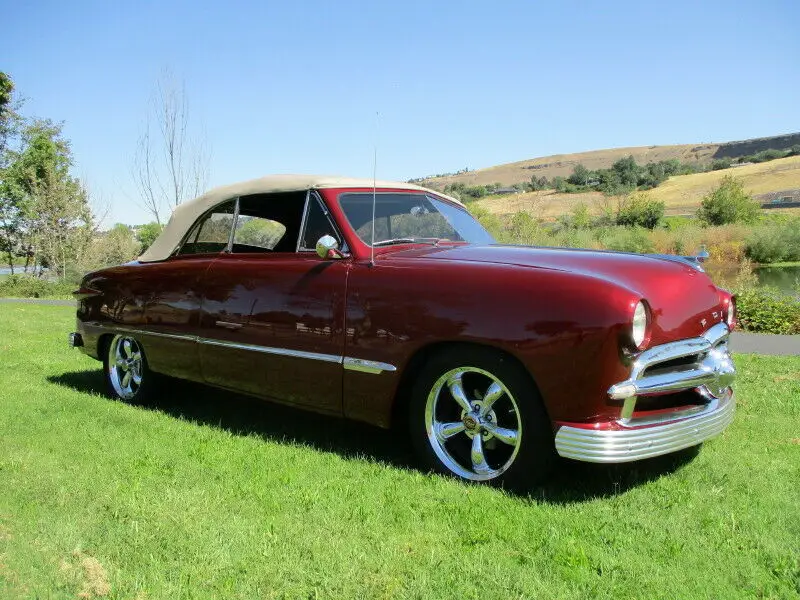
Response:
[418, 132, 800, 190]
[471, 155, 800, 218]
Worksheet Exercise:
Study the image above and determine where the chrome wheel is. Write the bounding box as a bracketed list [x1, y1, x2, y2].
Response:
[425, 366, 522, 481]
[107, 335, 144, 400]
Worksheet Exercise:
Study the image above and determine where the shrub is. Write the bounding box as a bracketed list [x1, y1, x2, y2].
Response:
[572, 202, 592, 230]
[711, 158, 732, 171]
[507, 211, 542, 245]
[697, 176, 760, 226]
[745, 220, 800, 263]
[663, 216, 693, 231]
[469, 205, 504, 239]
[0, 274, 75, 298]
[557, 228, 600, 250]
[599, 227, 655, 254]
[616, 193, 665, 229]
[735, 287, 800, 334]
[731, 261, 800, 334]
[746, 227, 788, 263]
[700, 224, 749, 264]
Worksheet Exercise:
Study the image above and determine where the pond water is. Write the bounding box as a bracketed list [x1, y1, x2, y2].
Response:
[754, 265, 800, 294]
[701, 264, 799, 296]
[0, 267, 45, 276]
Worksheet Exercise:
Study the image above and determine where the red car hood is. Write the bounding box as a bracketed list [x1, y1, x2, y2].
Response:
[382, 244, 725, 342]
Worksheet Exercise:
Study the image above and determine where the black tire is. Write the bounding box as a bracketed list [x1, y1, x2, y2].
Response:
[103, 334, 157, 404]
[408, 345, 555, 490]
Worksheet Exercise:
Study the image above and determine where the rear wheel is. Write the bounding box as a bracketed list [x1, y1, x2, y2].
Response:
[409, 347, 555, 490]
[104, 334, 156, 404]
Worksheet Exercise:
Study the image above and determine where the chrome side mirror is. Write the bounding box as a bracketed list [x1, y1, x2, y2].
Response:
[316, 234, 343, 259]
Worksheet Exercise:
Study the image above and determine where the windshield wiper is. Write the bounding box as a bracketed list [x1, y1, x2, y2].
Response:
[373, 237, 441, 247]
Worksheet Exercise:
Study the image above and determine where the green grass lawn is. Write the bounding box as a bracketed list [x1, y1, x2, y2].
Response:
[1, 304, 798, 599]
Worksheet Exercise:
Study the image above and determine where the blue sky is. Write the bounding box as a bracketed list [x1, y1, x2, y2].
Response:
[6, 0, 799, 225]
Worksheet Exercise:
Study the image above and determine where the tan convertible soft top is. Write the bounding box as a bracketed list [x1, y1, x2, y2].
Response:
[139, 174, 463, 263]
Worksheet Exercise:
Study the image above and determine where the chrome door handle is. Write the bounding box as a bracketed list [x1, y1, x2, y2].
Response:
[215, 321, 243, 330]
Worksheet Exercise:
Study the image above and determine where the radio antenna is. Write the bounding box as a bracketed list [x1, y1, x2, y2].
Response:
[369, 111, 379, 267]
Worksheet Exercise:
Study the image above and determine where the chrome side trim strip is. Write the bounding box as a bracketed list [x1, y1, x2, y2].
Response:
[86, 323, 396, 373]
[200, 338, 342, 364]
[98, 325, 198, 343]
[555, 392, 735, 463]
[343, 357, 397, 374]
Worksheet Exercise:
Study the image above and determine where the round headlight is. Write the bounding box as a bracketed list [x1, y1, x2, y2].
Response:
[632, 300, 650, 349]
[727, 297, 736, 330]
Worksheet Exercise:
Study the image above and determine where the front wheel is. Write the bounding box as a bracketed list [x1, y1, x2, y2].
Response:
[409, 347, 555, 490]
[104, 334, 156, 404]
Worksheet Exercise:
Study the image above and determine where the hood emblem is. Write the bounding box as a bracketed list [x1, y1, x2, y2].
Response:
[700, 318, 707, 328]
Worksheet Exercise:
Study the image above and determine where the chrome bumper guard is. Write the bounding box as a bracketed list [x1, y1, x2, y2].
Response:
[68, 332, 84, 348]
[555, 322, 736, 463]
[555, 392, 735, 463]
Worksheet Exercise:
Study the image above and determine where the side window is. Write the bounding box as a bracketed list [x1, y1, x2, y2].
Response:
[178, 200, 235, 255]
[232, 216, 286, 251]
[300, 194, 341, 251]
[231, 191, 307, 253]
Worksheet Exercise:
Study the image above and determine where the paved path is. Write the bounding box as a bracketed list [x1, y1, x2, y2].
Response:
[0, 298, 74, 307]
[1, 298, 798, 355]
[729, 332, 800, 356]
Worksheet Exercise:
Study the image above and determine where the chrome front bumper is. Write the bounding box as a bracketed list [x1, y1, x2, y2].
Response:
[555, 322, 736, 463]
[555, 391, 735, 463]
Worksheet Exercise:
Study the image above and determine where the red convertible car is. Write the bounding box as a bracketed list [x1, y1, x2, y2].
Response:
[70, 175, 736, 488]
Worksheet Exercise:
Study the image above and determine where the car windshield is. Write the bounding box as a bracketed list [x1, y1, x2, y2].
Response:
[338, 192, 495, 247]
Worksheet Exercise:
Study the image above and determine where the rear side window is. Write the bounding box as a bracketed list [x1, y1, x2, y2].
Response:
[178, 200, 235, 255]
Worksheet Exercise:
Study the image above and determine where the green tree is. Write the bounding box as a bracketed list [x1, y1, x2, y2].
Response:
[135, 222, 164, 252]
[95, 224, 140, 266]
[529, 175, 549, 191]
[0, 71, 17, 154]
[612, 155, 641, 187]
[697, 175, 760, 226]
[567, 164, 591, 186]
[552, 176, 568, 192]
[0, 72, 27, 273]
[4, 120, 94, 278]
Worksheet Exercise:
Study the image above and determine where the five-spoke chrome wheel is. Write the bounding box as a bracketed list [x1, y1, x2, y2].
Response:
[107, 335, 144, 400]
[425, 366, 522, 481]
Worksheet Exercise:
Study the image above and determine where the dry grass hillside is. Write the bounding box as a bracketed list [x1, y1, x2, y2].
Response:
[642, 155, 800, 212]
[419, 132, 800, 189]
[472, 155, 800, 218]
[421, 144, 720, 188]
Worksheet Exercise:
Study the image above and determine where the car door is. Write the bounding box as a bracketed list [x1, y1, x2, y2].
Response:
[127, 200, 237, 381]
[197, 191, 348, 414]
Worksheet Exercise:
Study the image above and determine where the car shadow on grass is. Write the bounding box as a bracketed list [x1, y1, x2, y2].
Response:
[50, 369, 700, 504]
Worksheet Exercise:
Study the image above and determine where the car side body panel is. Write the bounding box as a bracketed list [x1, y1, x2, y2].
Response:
[197, 252, 347, 413]
[342, 256, 634, 427]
